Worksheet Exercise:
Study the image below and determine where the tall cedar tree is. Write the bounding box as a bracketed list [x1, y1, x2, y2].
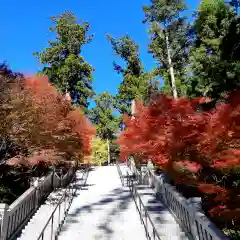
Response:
[107, 34, 159, 115]
[143, 0, 189, 97]
[34, 11, 94, 112]
[0, 63, 24, 165]
[188, 0, 240, 101]
[88, 91, 120, 140]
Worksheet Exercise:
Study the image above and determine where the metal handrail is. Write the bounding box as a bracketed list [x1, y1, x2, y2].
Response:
[127, 171, 161, 240]
[116, 161, 125, 186]
[37, 167, 89, 240]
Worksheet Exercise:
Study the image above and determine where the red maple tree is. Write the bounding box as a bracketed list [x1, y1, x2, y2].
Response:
[4, 75, 95, 166]
[118, 92, 240, 229]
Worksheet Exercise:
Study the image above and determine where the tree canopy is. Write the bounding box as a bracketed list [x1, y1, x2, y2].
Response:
[107, 34, 159, 114]
[188, 0, 240, 101]
[34, 11, 94, 112]
[88, 91, 119, 140]
[89, 137, 108, 166]
[143, 0, 189, 97]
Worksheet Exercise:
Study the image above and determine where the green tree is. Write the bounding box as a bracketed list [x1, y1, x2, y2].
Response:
[143, 0, 189, 98]
[107, 34, 159, 114]
[88, 91, 122, 164]
[109, 141, 120, 162]
[90, 137, 108, 166]
[227, 0, 240, 12]
[88, 91, 119, 140]
[188, 0, 239, 101]
[34, 11, 94, 112]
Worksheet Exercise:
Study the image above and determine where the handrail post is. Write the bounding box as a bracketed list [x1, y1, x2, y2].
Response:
[52, 168, 55, 191]
[187, 197, 202, 240]
[60, 169, 63, 188]
[33, 178, 40, 210]
[129, 176, 162, 240]
[0, 204, 9, 240]
[158, 173, 169, 205]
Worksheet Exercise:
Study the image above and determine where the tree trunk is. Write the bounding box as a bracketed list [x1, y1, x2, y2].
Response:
[165, 31, 178, 99]
[107, 139, 110, 165]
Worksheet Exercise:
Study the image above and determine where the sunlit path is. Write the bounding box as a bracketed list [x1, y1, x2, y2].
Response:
[58, 166, 147, 240]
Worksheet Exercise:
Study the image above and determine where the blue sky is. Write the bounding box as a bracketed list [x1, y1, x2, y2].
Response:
[0, 0, 199, 97]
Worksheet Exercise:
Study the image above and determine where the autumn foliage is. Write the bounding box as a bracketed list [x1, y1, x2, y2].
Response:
[117, 92, 240, 230]
[0, 74, 95, 167]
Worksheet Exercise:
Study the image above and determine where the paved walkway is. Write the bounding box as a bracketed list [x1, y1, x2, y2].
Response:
[58, 166, 147, 240]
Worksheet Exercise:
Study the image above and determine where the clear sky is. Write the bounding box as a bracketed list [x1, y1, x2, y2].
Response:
[0, 0, 199, 97]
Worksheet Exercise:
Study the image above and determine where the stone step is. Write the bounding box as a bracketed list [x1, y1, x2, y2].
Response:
[135, 185, 190, 240]
[58, 166, 147, 240]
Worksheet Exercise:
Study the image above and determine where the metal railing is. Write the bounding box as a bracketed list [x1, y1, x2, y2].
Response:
[146, 169, 229, 240]
[0, 166, 76, 240]
[127, 172, 161, 240]
[37, 167, 89, 240]
[116, 161, 125, 186]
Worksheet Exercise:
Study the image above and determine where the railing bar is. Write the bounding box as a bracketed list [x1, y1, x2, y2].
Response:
[58, 203, 61, 226]
[36, 166, 88, 240]
[122, 168, 161, 240]
[51, 215, 54, 240]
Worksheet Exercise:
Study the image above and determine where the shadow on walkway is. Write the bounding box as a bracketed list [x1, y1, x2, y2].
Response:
[60, 186, 133, 239]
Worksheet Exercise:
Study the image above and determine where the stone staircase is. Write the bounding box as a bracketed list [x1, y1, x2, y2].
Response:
[134, 185, 190, 240]
[58, 166, 147, 240]
[15, 165, 191, 240]
[119, 163, 189, 240]
[17, 170, 86, 240]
